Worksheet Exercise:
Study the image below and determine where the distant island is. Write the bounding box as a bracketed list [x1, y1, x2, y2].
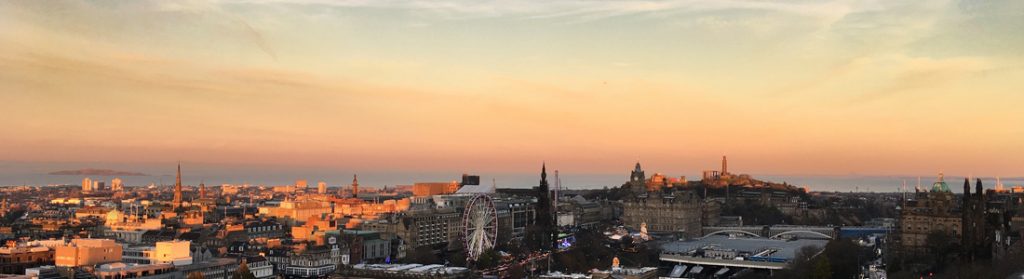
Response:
[48, 168, 148, 176]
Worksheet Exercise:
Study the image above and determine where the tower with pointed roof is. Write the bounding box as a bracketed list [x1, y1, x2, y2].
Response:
[961, 178, 991, 261]
[534, 163, 555, 251]
[630, 162, 645, 182]
[173, 163, 183, 209]
[629, 162, 646, 192]
[541, 163, 548, 185]
[351, 175, 359, 198]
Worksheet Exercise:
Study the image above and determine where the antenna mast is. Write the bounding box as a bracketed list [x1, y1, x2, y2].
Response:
[902, 180, 907, 204]
[553, 170, 560, 218]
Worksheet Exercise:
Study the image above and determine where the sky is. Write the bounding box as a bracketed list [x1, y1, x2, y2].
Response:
[1, 0, 1023, 187]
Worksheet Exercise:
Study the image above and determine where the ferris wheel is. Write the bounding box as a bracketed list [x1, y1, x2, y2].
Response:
[463, 194, 498, 261]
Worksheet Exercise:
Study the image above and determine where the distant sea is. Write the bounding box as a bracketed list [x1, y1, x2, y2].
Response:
[1, 162, 1020, 193]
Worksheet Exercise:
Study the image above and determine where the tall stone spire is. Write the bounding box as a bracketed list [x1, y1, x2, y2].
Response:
[535, 162, 554, 250]
[541, 163, 548, 184]
[722, 155, 728, 175]
[173, 163, 183, 209]
[975, 178, 983, 198]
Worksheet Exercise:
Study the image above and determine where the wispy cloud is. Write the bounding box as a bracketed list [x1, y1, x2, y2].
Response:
[224, 0, 872, 21]
[849, 54, 995, 103]
[3, 0, 1023, 175]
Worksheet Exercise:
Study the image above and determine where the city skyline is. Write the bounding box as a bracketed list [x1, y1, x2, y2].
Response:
[4, 160, 1024, 193]
[3, 2, 1023, 278]
[3, 0, 1024, 178]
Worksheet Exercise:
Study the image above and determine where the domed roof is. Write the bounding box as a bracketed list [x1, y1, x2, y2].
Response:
[931, 172, 950, 192]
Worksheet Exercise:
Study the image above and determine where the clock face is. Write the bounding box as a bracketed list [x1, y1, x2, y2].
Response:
[329, 237, 337, 244]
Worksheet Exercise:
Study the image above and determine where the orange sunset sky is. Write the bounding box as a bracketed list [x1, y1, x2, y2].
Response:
[1, 0, 1022, 177]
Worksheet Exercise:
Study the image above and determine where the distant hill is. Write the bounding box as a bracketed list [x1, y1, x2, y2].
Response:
[48, 168, 148, 176]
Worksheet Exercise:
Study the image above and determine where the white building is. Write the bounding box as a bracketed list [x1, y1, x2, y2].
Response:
[122, 241, 193, 266]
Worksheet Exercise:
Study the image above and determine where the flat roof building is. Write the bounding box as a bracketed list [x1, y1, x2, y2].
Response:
[412, 182, 459, 197]
[660, 235, 827, 271]
[55, 239, 122, 267]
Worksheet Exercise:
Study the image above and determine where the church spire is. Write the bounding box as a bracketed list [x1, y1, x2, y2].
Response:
[975, 178, 983, 198]
[535, 162, 554, 250]
[176, 163, 182, 186]
[541, 162, 547, 183]
[173, 163, 183, 209]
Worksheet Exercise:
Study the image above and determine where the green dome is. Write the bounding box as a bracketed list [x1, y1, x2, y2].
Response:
[931, 181, 950, 192]
[930, 173, 950, 192]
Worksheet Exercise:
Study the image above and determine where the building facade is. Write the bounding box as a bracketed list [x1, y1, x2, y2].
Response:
[621, 191, 703, 238]
[897, 174, 961, 255]
[412, 182, 460, 197]
[55, 239, 122, 267]
[0, 246, 53, 274]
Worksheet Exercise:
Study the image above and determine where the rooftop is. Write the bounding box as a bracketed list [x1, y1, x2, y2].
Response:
[352, 263, 470, 275]
[661, 235, 827, 262]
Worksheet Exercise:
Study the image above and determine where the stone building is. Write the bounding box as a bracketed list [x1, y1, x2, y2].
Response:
[621, 191, 703, 239]
[896, 174, 961, 255]
[628, 162, 646, 193]
[495, 197, 536, 244]
[395, 207, 462, 250]
[0, 245, 54, 274]
[621, 163, 707, 239]
[266, 244, 343, 278]
[960, 178, 1019, 261]
[702, 200, 722, 227]
[557, 196, 613, 229]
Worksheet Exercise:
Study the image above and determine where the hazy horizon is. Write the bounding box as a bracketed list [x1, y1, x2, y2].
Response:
[3, 160, 1021, 193]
